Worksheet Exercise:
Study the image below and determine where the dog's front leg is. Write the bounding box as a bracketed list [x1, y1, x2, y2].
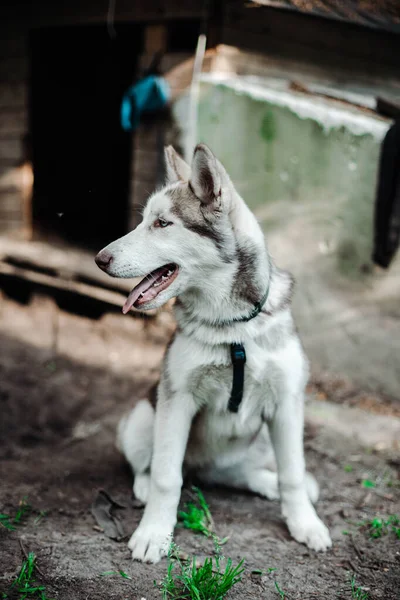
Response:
[128, 389, 195, 563]
[268, 394, 332, 552]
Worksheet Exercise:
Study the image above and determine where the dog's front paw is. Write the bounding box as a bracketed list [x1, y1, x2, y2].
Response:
[128, 523, 173, 563]
[286, 512, 332, 552]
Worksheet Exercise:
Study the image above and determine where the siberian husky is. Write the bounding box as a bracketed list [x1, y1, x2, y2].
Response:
[95, 143, 332, 563]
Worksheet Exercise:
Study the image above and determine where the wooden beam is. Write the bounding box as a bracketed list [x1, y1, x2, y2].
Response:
[0, 259, 158, 317]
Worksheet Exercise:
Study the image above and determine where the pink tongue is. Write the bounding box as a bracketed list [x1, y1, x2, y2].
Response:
[122, 267, 166, 314]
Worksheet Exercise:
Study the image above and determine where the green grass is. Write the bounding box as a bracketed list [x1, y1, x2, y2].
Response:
[178, 487, 215, 539]
[3, 552, 52, 600]
[361, 479, 376, 489]
[0, 513, 15, 531]
[350, 576, 369, 600]
[274, 581, 285, 599]
[0, 499, 31, 531]
[33, 511, 48, 527]
[251, 567, 277, 575]
[364, 515, 400, 539]
[250, 568, 284, 598]
[158, 543, 244, 600]
[100, 570, 132, 580]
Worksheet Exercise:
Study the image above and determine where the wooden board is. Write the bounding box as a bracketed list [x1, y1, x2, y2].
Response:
[0, 238, 161, 317]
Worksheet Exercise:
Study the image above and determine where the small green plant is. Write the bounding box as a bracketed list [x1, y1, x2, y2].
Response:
[361, 479, 376, 489]
[344, 465, 353, 473]
[34, 511, 48, 527]
[365, 515, 400, 539]
[14, 499, 32, 524]
[100, 570, 132, 580]
[0, 513, 15, 531]
[350, 576, 369, 600]
[178, 487, 215, 538]
[274, 580, 285, 599]
[368, 517, 386, 538]
[3, 552, 52, 599]
[390, 515, 400, 539]
[158, 543, 244, 600]
[0, 498, 31, 531]
[251, 567, 277, 575]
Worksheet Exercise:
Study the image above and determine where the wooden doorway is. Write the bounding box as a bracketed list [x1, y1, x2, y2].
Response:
[30, 24, 143, 250]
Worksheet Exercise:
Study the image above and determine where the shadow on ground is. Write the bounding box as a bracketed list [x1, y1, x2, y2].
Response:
[0, 295, 399, 599]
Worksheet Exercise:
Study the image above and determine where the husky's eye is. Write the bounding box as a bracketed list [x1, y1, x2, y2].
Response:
[154, 218, 172, 228]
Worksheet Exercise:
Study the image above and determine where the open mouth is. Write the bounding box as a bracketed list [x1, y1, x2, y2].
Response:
[122, 263, 179, 314]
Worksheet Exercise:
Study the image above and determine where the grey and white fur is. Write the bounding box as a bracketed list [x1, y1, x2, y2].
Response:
[95, 143, 332, 563]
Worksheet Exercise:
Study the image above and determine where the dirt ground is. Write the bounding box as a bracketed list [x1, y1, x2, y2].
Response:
[0, 292, 399, 600]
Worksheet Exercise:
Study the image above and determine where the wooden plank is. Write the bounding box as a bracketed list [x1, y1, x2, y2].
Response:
[162, 53, 192, 73]
[0, 259, 129, 308]
[249, 0, 400, 32]
[132, 149, 159, 184]
[0, 57, 28, 82]
[377, 97, 400, 119]
[0, 138, 22, 162]
[0, 165, 21, 190]
[0, 238, 134, 293]
[165, 51, 215, 101]
[5, 0, 205, 28]
[211, 44, 400, 106]
[144, 24, 167, 54]
[0, 259, 161, 318]
[223, 3, 400, 72]
[0, 109, 27, 135]
[223, 25, 397, 80]
[0, 32, 26, 51]
[0, 218, 22, 232]
[0, 83, 27, 109]
[0, 188, 23, 212]
[131, 180, 156, 209]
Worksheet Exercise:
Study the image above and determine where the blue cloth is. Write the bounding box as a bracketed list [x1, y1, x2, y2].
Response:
[120, 75, 170, 131]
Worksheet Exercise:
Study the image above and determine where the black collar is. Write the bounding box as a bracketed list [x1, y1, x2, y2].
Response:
[230, 282, 270, 324]
[227, 283, 270, 413]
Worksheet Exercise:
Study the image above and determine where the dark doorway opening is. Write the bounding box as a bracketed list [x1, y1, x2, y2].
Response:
[30, 24, 143, 250]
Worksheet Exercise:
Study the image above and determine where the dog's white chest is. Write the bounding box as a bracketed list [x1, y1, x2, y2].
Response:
[169, 335, 278, 412]
[167, 336, 279, 468]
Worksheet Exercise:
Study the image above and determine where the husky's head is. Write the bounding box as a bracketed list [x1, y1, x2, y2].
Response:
[95, 144, 266, 314]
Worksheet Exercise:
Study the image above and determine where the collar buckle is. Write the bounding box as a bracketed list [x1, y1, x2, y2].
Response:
[231, 343, 246, 365]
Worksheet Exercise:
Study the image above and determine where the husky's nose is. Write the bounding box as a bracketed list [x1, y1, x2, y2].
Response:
[95, 250, 113, 271]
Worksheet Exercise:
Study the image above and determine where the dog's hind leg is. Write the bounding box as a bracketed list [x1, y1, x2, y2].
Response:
[116, 399, 154, 504]
[197, 463, 318, 503]
[197, 463, 281, 500]
[196, 425, 319, 503]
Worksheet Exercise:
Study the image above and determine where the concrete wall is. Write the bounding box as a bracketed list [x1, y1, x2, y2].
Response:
[174, 75, 400, 397]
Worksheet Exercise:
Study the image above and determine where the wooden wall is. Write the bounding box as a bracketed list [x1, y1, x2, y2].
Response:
[0, 23, 29, 235]
[0, 0, 399, 239]
[0, 0, 205, 238]
[224, 1, 400, 79]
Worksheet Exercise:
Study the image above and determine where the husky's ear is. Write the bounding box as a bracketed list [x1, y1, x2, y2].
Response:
[164, 146, 191, 183]
[189, 144, 222, 207]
